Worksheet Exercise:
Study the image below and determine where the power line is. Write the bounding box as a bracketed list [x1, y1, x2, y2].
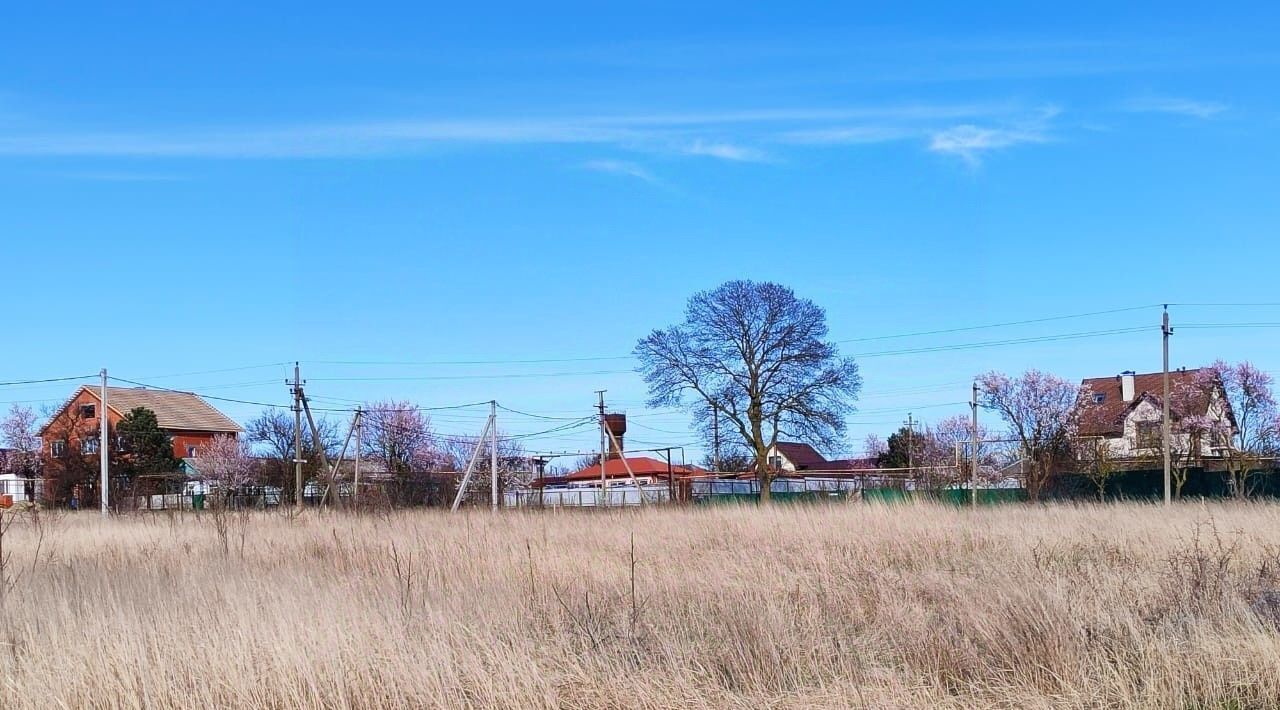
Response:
[1179, 322, 1280, 329]
[353, 400, 494, 413]
[108, 376, 291, 410]
[504, 418, 597, 440]
[0, 374, 97, 387]
[1167, 302, 1280, 307]
[835, 305, 1159, 344]
[306, 355, 634, 366]
[134, 362, 290, 379]
[495, 403, 587, 421]
[306, 369, 633, 383]
[628, 420, 690, 435]
[849, 327, 1151, 358]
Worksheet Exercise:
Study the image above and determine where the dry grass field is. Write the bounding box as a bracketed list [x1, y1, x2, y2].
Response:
[3, 501, 1280, 709]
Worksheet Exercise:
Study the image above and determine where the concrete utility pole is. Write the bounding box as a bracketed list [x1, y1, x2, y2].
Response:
[490, 400, 499, 511]
[299, 391, 338, 508]
[1162, 305, 1172, 506]
[353, 407, 362, 505]
[971, 382, 979, 506]
[596, 390, 607, 506]
[906, 412, 915, 484]
[100, 368, 109, 517]
[291, 362, 304, 511]
[450, 413, 494, 512]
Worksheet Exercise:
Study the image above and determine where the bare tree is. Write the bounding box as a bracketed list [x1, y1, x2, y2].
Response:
[39, 402, 102, 507]
[635, 280, 861, 501]
[978, 370, 1086, 501]
[442, 431, 529, 504]
[698, 449, 753, 473]
[862, 433, 888, 462]
[1075, 437, 1119, 501]
[244, 408, 340, 500]
[927, 415, 998, 488]
[1208, 360, 1278, 498]
[1, 405, 41, 478]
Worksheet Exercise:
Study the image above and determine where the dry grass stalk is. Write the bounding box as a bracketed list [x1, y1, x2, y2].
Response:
[2, 501, 1280, 708]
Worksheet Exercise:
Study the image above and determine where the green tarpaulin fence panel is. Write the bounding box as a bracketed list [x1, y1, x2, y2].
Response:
[862, 488, 911, 504]
[695, 491, 855, 505]
[696, 488, 1027, 505]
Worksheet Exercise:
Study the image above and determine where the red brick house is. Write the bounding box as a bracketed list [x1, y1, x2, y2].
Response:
[40, 386, 242, 466]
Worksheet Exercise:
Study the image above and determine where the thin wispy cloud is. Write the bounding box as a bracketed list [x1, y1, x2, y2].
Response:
[50, 170, 186, 182]
[928, 125, 1048, 165]
[780, 125, 911, 145]
[926, 105, 1058, 165]
[1121, 96, 1227, 119]
[681, 140, 767, 162]
[0, 102, 1028, 160]
[581, 159, 659, 184]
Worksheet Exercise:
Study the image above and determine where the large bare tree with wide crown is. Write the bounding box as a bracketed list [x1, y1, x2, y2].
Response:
[634, 280, 861, 501]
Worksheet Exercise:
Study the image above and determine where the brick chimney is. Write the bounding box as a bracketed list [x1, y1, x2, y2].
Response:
[603, 413, 627, 459]
[1120, 371, 1136, 402]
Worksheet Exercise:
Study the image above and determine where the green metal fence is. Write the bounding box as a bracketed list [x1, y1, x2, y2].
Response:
[696, 487, 1027, 505]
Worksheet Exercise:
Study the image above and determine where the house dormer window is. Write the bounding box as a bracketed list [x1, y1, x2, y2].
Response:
[1093, 393, 1106, 404]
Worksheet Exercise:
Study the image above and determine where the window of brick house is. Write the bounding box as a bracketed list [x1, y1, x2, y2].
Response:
[51, 440, 66, 457]
[79, 404, 96, 419]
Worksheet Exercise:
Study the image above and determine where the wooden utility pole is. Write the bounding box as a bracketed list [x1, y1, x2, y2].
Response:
[1162, 306, 1172, 505]
[596, 390, 607, 506]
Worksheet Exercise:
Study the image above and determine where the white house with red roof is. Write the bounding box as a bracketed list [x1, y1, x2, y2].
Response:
[1078, 369, 1233, 460]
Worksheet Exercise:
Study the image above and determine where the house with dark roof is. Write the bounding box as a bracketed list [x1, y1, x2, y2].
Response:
[765, 442, 877, 473]
[1078, 369, 1233, 460]
[40, 386, 243, 465]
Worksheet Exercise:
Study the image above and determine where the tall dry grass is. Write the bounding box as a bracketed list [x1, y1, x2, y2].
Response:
[2, 501, 1279, 709]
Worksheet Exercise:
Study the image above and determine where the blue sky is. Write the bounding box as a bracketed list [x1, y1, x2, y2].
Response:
[3, 2, 1279, 462]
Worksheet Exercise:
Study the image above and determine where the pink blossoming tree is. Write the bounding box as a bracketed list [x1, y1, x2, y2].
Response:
[978, 370, 1086, 501]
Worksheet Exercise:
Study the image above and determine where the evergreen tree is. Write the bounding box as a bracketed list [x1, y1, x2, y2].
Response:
[116, 407, 180, 478]
[876, 426, 916, 469]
